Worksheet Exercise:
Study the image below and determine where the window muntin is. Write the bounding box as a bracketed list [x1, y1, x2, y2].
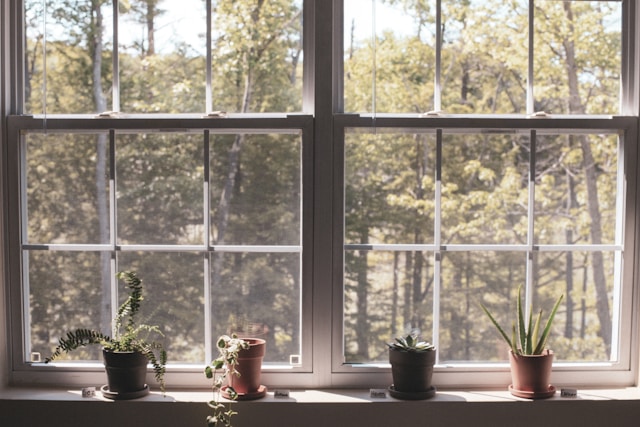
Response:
[344, 0, 622, 115]
[342, 126, 624, 367]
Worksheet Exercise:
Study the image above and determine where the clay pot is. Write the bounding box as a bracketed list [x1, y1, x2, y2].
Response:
[228, 338, 267, 400]
[509, 349, 554, 398]
[389, 348, 436, 393]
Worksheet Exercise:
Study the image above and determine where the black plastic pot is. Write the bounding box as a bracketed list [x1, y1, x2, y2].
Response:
[101, 350, 149, 399]
[389, 348, 436, 398]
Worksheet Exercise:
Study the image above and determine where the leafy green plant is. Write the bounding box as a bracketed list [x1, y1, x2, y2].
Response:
[205, 334, 250, 427]
[387, 333, 435, 352]
[44, 271, 167, 392]
[481, 286, 564, 356]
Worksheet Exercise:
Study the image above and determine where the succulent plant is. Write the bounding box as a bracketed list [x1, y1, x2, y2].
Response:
[387, 333, 435, 352]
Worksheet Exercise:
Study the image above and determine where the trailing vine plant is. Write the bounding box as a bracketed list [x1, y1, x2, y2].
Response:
[205, 334, 249, 427]
[45, 271, 167, 392]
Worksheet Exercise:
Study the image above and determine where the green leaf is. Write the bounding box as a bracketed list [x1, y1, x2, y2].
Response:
[517, 286, 526, 352]
[480, 303, 513, 350]
[533, 294, 564, 355]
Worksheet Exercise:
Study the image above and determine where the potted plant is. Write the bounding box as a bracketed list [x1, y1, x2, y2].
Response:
[387, 332, 436, 400]
[205, 334, 267, 427]
[45, 271, 167, 399]
[481, 286, 563, 399]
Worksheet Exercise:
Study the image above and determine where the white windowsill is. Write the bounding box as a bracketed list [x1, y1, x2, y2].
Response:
[2, 385, 640, 402]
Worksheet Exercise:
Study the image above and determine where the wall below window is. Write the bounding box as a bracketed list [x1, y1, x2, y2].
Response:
[2, 388, 640, 427]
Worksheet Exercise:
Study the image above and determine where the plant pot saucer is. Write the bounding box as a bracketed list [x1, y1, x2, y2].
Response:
[388, 385, 436, 400]
[221, 385, 268, 401]
[508, 384, 556, 399]
[100, 384, 149, 400]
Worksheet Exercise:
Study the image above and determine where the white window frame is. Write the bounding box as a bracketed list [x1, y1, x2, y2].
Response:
[0, 0, 639, 390]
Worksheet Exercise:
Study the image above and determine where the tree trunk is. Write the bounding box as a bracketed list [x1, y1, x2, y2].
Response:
[562, 2, 611, 355]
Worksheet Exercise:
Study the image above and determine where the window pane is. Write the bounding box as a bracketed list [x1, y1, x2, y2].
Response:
[24, 0, 114, 114]
[344, 250, 434, 364]
[345, 130, 436, 245]
[210, 252, 301, 365]
[441, 0, 528, 114]
[117, 133, 204, 245]
[28, 251, 110, 362]
[441, 251, 526, 363]
[532, 251, 615, 362]
[344, 0, 435, 113]
[534, 134, 618, 245]
[119, 0, 207, 113]
[210, 0, 304, 113]
[210, 133, 301, 246]
[25, 133, 110, 244]
[534, 1, 621, 115]
[441, 133, 529, 245]
[118, 251, 205, 364]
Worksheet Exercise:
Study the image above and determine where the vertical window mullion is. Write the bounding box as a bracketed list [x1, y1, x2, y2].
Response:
[204, 130, 212, 362]
[525, 129, 536, 315]
[206, 0, 212, 113]
[112, 2, 120, 113]
[435, 0, 442, 111]
[109, 129, 118, 323]
[527, 0, 534, 115]
[433, 129, 442, 361]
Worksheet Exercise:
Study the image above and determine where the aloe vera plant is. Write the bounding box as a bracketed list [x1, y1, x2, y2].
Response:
[481, 286, 563, 356]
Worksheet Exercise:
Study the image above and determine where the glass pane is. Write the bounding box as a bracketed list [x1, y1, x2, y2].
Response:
[26, 133, 110, 244]
[118, 252, 205, 364]
[28, 251, 111, 362]
[344, 251, 434, 364]
[532, 251, 615, 362]
[24, 0, 114, 114]
[210, 133, 301, 246]
[534, 1, 621, 115]
[344, 0, 436, 113]
[441, 0, 528, 114]
[345, 130, 436, 245]
[210, 252, 301, 365]
[534, 134, 618, 245]
[210, 0, 304, 113]
[117, 133, 204, 245]
[441, 133, 529, 245]
[440, 251, 525, 363]
[119, 0, 207, 113]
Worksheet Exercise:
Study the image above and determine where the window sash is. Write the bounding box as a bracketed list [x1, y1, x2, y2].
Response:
[331, 114, 638, 388]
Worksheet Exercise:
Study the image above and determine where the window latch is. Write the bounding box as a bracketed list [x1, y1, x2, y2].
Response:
[205, 110, 228, 118]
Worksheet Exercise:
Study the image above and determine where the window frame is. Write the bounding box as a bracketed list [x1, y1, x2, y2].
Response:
[1, 0, 639, 391]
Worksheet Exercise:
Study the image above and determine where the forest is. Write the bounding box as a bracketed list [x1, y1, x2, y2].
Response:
[22, 0, 622, 367]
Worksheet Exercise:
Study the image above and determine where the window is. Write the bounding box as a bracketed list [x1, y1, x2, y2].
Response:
[2, 0, 639, 390]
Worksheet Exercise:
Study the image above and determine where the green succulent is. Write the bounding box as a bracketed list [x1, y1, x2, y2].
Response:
[387, 333, 435, 352]
[481, 286, 563, 356]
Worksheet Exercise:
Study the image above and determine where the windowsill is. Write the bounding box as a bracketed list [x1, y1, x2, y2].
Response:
[2, 385, 640, 402]
[3, 386, 640, 427]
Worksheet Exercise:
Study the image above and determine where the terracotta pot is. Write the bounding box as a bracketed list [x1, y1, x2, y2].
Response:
[389, 348, 436, 393]
[102, 349, 149, 397]
[509, 349, 554, 394]
[228, 338, 266, 399]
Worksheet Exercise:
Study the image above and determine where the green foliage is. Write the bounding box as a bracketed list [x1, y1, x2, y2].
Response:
[387, 333, 435, 353]
[205, 334, 250, 427]
[481, 286, 564, 356]
[45, 271, 167, 392]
